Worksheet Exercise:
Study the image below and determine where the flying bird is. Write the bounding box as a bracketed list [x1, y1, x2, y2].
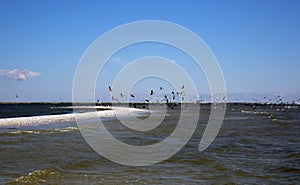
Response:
[181, 85, 184, 89]
[15, 95, 19, 99]
[130, 94, 135, 98]
[164, 95, 169, 104]
[111, 96, 119, 101]
[177, 91, 184, 95]
[150, 90, 154, 96]
[160, 86, 163, 90]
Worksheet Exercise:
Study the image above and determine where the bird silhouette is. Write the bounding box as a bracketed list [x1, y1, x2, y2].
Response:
[164, 95, 169, 104]
[150, 90, 154, 96]
[111, 96, 119, 102]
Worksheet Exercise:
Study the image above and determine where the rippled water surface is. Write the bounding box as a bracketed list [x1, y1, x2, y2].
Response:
[0, 103, 299, 184]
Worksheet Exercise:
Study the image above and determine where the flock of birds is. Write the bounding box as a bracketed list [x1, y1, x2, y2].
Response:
[13, 88, 300, 106]
[107, 85, 186, 105]
[105, 86, 300, 106]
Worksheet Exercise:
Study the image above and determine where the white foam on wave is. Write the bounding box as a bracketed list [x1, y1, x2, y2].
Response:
[11, 168, 56, 184]
[55, 126, 79, 132]
[10, 130, 42, 134]
[0, 107, 148, 128]
[8, 127, 80, 135]
[241, 110, 269, 115]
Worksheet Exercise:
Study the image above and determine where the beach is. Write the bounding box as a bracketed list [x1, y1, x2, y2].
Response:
[0, 105, 148, 128]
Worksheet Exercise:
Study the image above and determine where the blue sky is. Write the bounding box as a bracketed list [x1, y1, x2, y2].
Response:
[0, 0, 299, 102]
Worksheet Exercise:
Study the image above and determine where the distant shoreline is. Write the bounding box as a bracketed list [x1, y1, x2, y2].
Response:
[0, 102, 299, 105]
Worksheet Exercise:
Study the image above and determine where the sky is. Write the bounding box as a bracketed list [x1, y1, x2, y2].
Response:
[0, 0, 299, 102]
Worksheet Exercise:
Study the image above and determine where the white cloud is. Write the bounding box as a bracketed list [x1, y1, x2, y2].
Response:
[0, 69, 41, 81]
[109, 57, 130, 65]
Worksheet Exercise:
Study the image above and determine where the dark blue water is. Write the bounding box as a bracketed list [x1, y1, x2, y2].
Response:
[0, 103, 74, 118]
[0, 103, 299, 184]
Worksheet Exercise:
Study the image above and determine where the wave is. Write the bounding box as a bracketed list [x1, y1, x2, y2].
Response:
[8, 168, 58, 184]
[241, 110, 269, 115]
[7, 127, 79, 135]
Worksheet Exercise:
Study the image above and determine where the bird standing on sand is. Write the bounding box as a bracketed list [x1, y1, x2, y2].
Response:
[108, 86, 112, 92]
[160, 86, 163, 90]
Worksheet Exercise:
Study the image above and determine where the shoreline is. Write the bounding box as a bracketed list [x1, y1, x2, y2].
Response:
[0, 107, 149, 128]
[0, 102, 299, 105]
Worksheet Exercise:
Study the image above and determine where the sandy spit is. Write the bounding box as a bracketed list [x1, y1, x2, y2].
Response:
[0, 107, 148, 128]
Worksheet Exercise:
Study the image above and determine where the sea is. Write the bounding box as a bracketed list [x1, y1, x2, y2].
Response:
[0, 103, 299, 184]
